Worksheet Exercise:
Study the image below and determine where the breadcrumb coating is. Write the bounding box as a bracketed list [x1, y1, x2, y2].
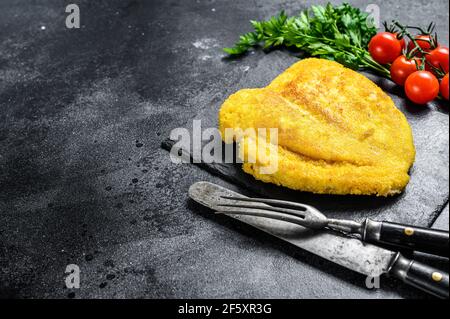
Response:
[219, 58, 415, 196]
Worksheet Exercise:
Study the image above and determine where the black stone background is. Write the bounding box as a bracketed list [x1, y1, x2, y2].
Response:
[0, 0, 448, 298]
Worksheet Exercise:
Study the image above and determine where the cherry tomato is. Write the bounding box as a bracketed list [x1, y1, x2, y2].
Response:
[440, 73, 449, 100]
[405, 71, 440, 104]
[390, 56, 421, 86]
[407, 35, 436, 57]
[426, 46, 449, 73]
[369, 32, 402, 64]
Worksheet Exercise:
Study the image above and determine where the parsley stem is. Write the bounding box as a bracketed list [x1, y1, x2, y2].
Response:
[361, 55, 391, 78]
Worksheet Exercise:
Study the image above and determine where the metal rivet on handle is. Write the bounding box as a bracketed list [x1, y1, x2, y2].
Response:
[432, 272, 443, 282]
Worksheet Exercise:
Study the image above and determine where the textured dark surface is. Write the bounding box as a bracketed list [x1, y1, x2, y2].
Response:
[0, 0, 448, 299]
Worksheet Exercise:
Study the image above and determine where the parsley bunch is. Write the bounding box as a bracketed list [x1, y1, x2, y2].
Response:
[224, 3, 391, 77]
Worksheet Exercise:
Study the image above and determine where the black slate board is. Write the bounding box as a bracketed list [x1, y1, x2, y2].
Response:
[162, 53, 449, 228]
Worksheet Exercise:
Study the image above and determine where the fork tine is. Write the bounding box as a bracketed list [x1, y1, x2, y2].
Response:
[215, 210, 306, 227]
[218, 195, 329, 230]
[217, 203, 305, 219]
[220, 196, 310, 211]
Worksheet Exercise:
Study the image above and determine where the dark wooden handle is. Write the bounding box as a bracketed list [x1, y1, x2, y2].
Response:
[364, 219, 449, 257]
[391, 254, 449, 299]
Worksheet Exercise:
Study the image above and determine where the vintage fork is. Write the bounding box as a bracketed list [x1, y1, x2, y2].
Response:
[216, 196, 449, 258]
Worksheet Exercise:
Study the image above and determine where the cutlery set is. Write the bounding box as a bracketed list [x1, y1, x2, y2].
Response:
[189, 181, 449, 299]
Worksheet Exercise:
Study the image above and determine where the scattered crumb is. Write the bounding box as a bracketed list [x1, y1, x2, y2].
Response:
[200, 55, 212, 61]
[192, 38, 218, 50]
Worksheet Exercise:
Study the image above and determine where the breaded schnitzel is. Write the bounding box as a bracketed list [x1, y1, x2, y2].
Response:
[219, 58, 415, 196]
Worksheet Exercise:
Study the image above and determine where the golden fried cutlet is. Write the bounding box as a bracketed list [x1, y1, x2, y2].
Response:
[219, 58, 415, 196]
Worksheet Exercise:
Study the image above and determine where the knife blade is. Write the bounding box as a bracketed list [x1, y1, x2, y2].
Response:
[188, 181, 449, 298]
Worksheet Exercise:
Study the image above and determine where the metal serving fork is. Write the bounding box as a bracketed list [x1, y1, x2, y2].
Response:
[216, 196, 449, 258]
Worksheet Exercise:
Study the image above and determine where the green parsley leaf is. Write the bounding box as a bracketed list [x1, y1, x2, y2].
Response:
[224, 2, 391, 78]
